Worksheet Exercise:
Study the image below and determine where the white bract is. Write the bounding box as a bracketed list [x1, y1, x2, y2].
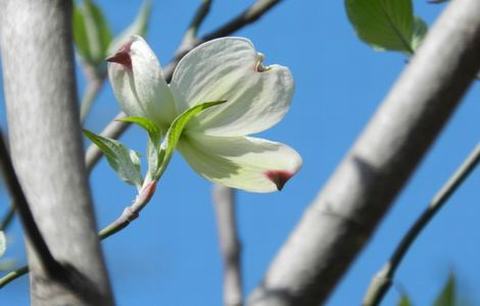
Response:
[107, 35, 302, 192]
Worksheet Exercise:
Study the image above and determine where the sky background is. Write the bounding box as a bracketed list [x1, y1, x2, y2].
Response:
[1, 1, 479, 305]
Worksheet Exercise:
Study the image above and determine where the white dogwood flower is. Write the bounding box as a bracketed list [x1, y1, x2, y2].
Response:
[107, 35, 302, 192]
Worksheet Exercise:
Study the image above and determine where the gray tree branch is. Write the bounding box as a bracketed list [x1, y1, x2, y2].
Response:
[213, 185, 243, 306]
[248, 0, 480, 305]
[0, 1, 114, 305]
[0, 133, 63, 279]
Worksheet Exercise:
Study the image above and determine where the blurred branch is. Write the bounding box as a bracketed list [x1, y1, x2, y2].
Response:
[213, 185, 243, 306]
[362, 143, 480, 306]
[79, 65, 106, 124]
[0, 266, 28, 289]
[84, 0, 284, 172]
[0, 204, 15, 232]
[202, 0, 282, 42]
[248, 0, 480, 305]
[0, 133, 63, 278]
[176, 0, 212, 55]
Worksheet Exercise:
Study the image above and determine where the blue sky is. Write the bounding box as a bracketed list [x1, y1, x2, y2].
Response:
[1, 1, 479, 305]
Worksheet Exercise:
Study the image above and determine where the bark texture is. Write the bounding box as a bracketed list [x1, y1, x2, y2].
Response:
[0, 1, 114, 305]
[249, 0, 480, 305]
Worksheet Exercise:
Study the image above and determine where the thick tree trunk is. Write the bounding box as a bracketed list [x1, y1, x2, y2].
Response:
[249, 0, 480, 305]
[0, 1, 114, 305]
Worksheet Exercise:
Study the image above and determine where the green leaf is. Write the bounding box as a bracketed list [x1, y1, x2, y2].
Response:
[153, 100, 226, 180]
[73, 5, 92, 63]
[73, 0, 112, 65]
[0, 231, 6, 258]
[411, 17, 428, 51]
[83, 129, 143, 189]
[346, 0, 415, 54]
[118, 116, 163, 181]
[434, 273, 456, 306]
[118, 116, 162, 141]
[397, 294, 413, 306]
[107, 0, 152, 55]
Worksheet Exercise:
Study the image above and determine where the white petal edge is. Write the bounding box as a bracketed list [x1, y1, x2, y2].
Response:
[178, 133, 302, 193]
[170, 37, 294, 137]
[108, 35, 176, 128]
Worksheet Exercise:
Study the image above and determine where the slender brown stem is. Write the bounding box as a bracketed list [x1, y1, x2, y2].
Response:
[362, 143, 480, 306]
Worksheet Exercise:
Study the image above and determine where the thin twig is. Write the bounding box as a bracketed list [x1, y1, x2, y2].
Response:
[98, 181, 157, 239]
[362, 143, 480, 306]
[202, 0, 282, 42]
[0, 204, 15, 232]
[0, 180, 158, 287]
[84, 0, 285, 172]
[176, 0, 212, 56]
[0, 266, 28, 288]
[213, 185, 243, 306]
[0, 133, 63, 279]
[79, 65, 106, 124]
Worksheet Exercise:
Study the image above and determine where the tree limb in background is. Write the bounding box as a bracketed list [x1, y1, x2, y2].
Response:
[0, 1, 114, 305]
[84, 0, 285, 172]
[79, 65, 106, 124]
[213, 185, 243, 306]
[202, 0, 282, 42]
[0, 134, 63, 279]
[176, 0, 212, 56]
[248, 0, 480, 305]
[363, 143, 480, 306]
